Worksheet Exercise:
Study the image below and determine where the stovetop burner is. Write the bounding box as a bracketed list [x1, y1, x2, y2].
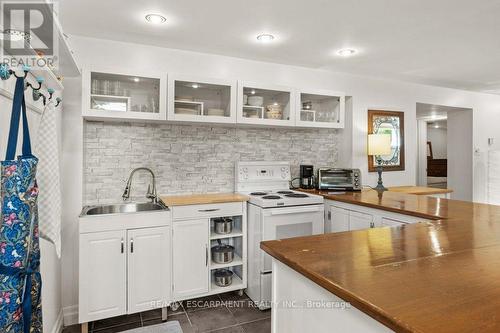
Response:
[262, 195, 282, 200]
[277, 190, 294, 194]
[250, 192, 268, 196]
[285, 193, 309, 198]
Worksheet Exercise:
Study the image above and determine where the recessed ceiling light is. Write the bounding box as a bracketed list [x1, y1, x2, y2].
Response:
[336, 48, 357, 57]
[256, 34, 275, 43]
[145, 14, 166, 24]
[192, 83, 199, 89]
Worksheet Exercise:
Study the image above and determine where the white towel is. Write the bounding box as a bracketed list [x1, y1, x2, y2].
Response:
[35, 100, 62, 257]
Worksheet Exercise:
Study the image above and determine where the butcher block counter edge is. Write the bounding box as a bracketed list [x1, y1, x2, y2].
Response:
[261, 236, 415, 333]
[160, 193, 249, 206]
[387, 186, 453, 195]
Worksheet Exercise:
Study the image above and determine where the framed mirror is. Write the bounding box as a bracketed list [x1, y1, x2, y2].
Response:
[368, 110, 405, 172]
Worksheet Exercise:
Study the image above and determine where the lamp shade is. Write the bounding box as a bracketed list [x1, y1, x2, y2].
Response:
[368, 134, 391, 156]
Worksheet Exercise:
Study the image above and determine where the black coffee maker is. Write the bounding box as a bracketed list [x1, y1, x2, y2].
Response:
[300, 165, 315, 189]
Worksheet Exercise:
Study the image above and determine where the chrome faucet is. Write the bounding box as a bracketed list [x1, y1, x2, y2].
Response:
[122, 167, 158, 203]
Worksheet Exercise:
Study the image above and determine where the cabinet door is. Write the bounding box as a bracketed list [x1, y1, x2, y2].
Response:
[328, 206, 350, 233]
[128, 227, 171, 314]
[349, 211, 374, 230]
[172, 219, 209, 299]
[79, 230, 127, 323]
[380, 218, 406, 227]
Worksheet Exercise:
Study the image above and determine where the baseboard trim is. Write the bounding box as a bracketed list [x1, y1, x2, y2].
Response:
[63, 304, 79, 327]
[50, 310, 64, 333]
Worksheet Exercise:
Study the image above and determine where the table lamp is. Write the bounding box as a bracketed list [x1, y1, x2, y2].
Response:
[368, 134, 392, 192]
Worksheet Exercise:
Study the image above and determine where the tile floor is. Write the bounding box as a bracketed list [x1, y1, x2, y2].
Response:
[63, 291, 270, 333]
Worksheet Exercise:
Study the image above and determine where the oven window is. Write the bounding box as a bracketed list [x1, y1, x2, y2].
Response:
[322, 172, 353, 185]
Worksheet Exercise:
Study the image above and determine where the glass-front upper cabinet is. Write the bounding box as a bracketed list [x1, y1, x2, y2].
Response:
[296, 89, 345, 128]
[237, 81, 296, 126]
[167, 75, 236, 123]
[82, 69, 167, 120]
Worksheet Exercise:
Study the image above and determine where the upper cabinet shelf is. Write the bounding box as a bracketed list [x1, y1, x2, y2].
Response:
[167, 75, 236, 124]
[296, 89, 345, 128]
[82, 69, 167, 121]
[81, 69, 346, 128]
[237, 81, 296, 126]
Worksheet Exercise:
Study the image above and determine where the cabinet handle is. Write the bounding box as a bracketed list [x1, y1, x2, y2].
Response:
[205, 244, 208, 267]
[120, 238, 124, 254]
[370, 222, 375, 228]
[130, 238, 134, 253]
[198, 208, 220, 212]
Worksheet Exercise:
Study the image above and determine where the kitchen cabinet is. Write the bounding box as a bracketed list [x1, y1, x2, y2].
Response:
[82, 68, 167, 121]
[172, 219, 210, 298]
[296, 89, 345, 128]
[167, 74, 237, 124]
[79, 230, 127, 322]
[79, 210, 171, 327]
[237, 81, 296, 126]
[349, 211, 374, 230]
[128, 227, 171, 314]
[170, 201, 247, 301]
[325, 200, 431, 232]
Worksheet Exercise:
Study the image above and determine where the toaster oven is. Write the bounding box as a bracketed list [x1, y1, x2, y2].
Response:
[317, 168, 362, 191]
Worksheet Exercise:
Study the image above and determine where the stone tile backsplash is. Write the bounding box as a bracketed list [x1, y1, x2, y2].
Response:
[84, 121, 339, 204]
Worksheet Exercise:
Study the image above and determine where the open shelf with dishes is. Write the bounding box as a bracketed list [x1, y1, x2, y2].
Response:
[83, 69, 166, 121]
[296, 89, 345, 128]
[237, 81, 296, 126]
[168, 75, 237, 123]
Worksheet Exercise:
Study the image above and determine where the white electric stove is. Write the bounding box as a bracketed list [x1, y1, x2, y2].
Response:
[236, 161, 324, 309]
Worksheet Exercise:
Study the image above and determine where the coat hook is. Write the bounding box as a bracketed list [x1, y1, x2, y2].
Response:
[27, 77, 44, 91]
[32, 89, 44, 102]
[47, 88, 55, 100]
[55, 97, 62, 107]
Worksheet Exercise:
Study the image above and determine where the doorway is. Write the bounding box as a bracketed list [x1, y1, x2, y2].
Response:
[416, 103, 473, 201]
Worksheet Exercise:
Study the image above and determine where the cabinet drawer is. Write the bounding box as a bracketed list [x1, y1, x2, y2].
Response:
[172, 202, 243, 220]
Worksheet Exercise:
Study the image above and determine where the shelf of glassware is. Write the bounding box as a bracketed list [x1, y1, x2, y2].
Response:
[295, 90, 345, 128]
[167, 75, 237, 124]
[82, 69, 167, 121]
[237, 81, 296, 126]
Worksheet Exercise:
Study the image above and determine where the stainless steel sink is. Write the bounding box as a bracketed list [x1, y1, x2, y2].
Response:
[81, 202, 168, 217]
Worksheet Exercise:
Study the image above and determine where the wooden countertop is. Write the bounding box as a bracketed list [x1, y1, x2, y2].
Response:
[261, 190, 500, 333]
[160, 193, 249, 206]
[388, 185, 453, 195]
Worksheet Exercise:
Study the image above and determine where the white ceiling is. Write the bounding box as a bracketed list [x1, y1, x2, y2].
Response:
[59, 0, 500, 94]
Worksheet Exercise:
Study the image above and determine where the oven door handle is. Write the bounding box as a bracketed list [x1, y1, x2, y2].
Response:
[268, 206, 322, 216]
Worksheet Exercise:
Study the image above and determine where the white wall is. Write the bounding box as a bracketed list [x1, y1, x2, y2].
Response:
[60, 35, 500, 323]
[0, 79, 63, 333]
[427, 127, 447, 159]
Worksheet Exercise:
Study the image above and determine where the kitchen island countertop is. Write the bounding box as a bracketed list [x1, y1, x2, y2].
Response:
[262, 190, 500, 332]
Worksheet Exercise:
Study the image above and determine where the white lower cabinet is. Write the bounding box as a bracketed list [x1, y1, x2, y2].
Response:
[348, 211, 374, 230]
[326, 199, 432, 232]
[128, 227, 171, 314]
[79, 230, 127, 322]
[79, 211, 171, 325]
[172, 219, 210, 298]
[170, 201, 247, 302]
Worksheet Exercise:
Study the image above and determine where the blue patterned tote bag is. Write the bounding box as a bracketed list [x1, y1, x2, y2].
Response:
[0, 77, 42, 333]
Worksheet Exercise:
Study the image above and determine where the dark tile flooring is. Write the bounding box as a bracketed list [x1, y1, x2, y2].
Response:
[63, 292, 270, 333]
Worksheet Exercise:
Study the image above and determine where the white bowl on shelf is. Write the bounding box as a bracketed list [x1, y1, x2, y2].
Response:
[248, 96, 263, 107]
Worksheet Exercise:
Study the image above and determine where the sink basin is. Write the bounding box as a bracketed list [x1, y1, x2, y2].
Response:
[81, 202, 168, 216]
